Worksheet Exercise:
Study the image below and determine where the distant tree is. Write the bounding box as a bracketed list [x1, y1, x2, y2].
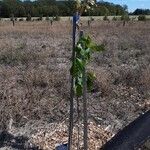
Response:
[26, 13, 31, 21]
[16, 6, 26, 17]
[31, 7, 39, 17]
[0, 0, 128, 18]
[112, 16, 117, 21]
[132, 9, 150, 15]
[45, 16, 49, 20]
[138, 15, 146, 21]
[103, 15, 109, 21]
[115, 4, 126, 16]
[123, 4, 128, 12]
[10, 13, 15, 26]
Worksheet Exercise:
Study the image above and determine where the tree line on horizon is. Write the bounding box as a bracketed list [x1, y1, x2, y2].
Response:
[0, 0, 149, 18]
[131, 9, 150, 15]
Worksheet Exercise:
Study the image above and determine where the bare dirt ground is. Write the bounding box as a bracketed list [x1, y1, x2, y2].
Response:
[0, 20, 150, 149]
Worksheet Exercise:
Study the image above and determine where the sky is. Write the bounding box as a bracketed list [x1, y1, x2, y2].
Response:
[103, 0, 150, 12]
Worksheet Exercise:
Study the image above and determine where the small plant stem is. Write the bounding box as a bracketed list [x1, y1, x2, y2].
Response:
[79, 30, 88, 150]
[83, 66, 88, 150]
[68, 75, 74, 150]
[77, 96, 80, 150]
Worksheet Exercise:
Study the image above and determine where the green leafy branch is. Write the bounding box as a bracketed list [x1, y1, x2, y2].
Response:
[70, 35, 105, 97]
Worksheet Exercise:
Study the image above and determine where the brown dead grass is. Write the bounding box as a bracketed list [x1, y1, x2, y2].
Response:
[0, 20, 149, 149]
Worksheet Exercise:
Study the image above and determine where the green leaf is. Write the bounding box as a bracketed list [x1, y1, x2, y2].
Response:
[76, 58, 84, 71]
[75, 44, 82, 54]
[84, 48, 91, 61]
[88, 71, 96, 80]
[77, 47, 85, 56]
[70, 58, 84, 77]
[90, 43, 105, 52]
[76, 76, 83, 85]
[87, 72, 96, 91]
[70, 61, 78, 77]
[76, 83, 83, 97]
[84, 36, 92, 46]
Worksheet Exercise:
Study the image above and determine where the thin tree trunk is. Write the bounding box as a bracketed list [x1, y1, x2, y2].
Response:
[80, 30, 88, 150]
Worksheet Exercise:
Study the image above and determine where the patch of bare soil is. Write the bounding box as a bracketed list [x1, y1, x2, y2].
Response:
[1, 121, 112, 150]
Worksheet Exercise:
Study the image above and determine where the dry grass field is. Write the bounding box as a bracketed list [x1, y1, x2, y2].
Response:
[1, 15, 150, 21]
[0, 20, 150, 149]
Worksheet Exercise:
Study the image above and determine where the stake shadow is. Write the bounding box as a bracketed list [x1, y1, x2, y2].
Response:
[0, 131, 40, 150]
